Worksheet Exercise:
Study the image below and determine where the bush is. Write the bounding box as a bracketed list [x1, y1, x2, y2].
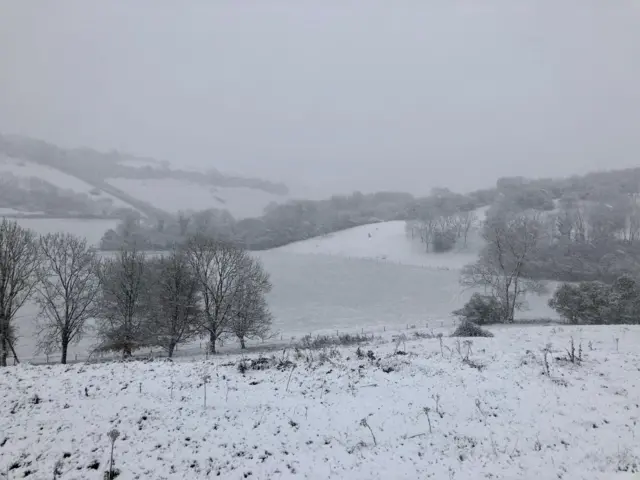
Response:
[451, 321, 494, 337]
[452, 294, 503, 325]
[549, 281, 612, 324]
[548, 276, 640, 325]
[433, 229, 457, 253]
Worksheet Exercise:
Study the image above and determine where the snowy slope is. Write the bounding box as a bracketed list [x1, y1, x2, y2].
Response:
[2, 326, 639, 479]
[276, 220, 482, 270]
[12, 218, 119, 247]
[0, 155, 133, 210]
[106, 177, 286, 219]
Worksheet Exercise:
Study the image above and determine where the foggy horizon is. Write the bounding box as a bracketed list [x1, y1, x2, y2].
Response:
[2, 1, 640, 197]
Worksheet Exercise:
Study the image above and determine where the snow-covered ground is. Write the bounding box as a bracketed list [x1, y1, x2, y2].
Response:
[106, 178, 286, 219]
[276, 206, 490, 270]
[276, 221, 481, 270]
[0, 155, 133, 209]
[0, 207, 44, 216]
[11, 218, 119, 247]
[2, 326, 639, 479]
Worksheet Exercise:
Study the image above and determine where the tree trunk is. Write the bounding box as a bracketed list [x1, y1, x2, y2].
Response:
[61, 341, 68, 365]
[123, 344, 132, 358]
[209, 331, 216, 354]
[167, 343, 175, 358]
[240, 337, 246, 349]
[0, 335, 7, 367]
[8, 338, 19, 365]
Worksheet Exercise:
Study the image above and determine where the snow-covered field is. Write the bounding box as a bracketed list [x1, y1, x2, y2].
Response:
[2, 326, 639, 479]
[11, 218, 119, 247]
[276, 221, 481, 270]
[0, 156, 133, 209]
[106, 178, 286, 219]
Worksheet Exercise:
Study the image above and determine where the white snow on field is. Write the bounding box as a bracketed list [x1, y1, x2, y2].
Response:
[2, 326, 639, 479]
[0, 156, 132, 209]
[117, 158, 166, 169]
[11, 218, 119, 247]
[276, 220, 483, 270]
[0, 207, 44, 216]
[106, 177, 285, 219]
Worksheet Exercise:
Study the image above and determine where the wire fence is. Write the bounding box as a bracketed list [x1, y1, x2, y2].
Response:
[7, 320, 457, 367]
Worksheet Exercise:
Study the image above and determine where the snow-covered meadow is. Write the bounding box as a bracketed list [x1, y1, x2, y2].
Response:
[0, 156, 133, 210]
[275, 220, 483, 269]
[2, 326, 639, 479]
[105, 178, 287, 219]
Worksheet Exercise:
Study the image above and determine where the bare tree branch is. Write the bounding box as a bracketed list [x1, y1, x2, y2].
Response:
[0, 219, 40, 366]
[185, 235, 267, 353]
[143, 248, 201, 358]
[35, 233, 101, 363]
[94, 245, 148, 358]
[461, 211, 547, 322]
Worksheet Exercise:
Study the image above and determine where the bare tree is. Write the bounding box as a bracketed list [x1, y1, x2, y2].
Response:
[35, 233, 101, 364]
[95, 246, 148, 358]
[185, 235, 256, 353]
[417, 217, 437, 252]
[458, 210, 478, 247]
[629, 205, 640, 244]
[177, 211, 191, 236]
[144, 249, 201, 358]
[461, 211, 547, 323]
[229, 257, 273, 349]
[0, 219, 40, 366]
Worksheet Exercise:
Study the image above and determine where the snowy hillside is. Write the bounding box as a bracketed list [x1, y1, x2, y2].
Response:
[2, 325, 639, 479]
[0, 155, 134, 211]
[276, 219, 484, 270]
[106, 177, 286, 219]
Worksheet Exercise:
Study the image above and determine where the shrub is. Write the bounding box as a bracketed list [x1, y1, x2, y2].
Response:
[548, 281, 612, 324]
[452, 294, 502, 325]
[451, 321, 494, 338]
[433, 229, 457, 253]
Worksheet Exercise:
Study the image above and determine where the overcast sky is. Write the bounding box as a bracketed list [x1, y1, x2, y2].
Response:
[1, 1, 639, 197]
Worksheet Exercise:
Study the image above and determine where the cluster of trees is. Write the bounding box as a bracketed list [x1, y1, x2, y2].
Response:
[456, 209, 548, 323]
[455, 180, 640, 324]
[524, 191, 640, 282]
[0, 218, 273, 366]
[549, 275, 640, 325]
[404, 189, 479, 252]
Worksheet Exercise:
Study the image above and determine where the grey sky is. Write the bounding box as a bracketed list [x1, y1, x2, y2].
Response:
[1, 1, 639, 197]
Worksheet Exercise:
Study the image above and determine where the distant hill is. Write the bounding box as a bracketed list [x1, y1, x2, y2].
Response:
[0, 133, 290, 220]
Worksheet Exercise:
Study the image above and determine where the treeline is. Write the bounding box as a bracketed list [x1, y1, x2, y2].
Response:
[101, 191, 453, 251]
[0, 218, 272, 367]
[435, 169, 640, 282]
[453, 174, 640, 325]
[404, 188, 481, 252]
[524, 192, 640, 282]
